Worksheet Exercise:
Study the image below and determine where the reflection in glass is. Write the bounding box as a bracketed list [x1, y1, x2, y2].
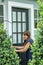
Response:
[13, 34, 17, 44]
[18, 23, 21, 32]
[22, 23, 26, 32]
[13, 12, 16, 21]
[22, 12, 26, 22]
[18, 12, 21, 21]
[13, 23, 16, 32]
[18, 34, 21, 43]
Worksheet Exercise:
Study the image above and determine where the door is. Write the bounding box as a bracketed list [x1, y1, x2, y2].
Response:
[12, 7, 28, 65]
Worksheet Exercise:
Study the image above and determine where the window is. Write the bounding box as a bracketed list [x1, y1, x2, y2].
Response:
[34, 10, 41, 28]
[0, 5, 4, 23]
[34, 10, 41, 37]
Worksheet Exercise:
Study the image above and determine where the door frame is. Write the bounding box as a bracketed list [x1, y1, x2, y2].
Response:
[8, 1, 34, 40]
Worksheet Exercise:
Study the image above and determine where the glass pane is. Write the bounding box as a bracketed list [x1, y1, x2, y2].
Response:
[22, 23, 26, 32]
[22, 12, 26, 22]
[0, 5, 3, 16]
[0, 17, 3, 22]
[34, 29, 37, 38]
[18, 34, 21, 43]
[38, 10, 40, 18]
[13, 34, 17, 44]
[34, 20, 37, 28]
[12, 12, 16, 21]
[18, 12, 21, 21]
[18, 23, 21, 32]
[34, 10, 37, 18]
[38, 20, 40, 22]
[13, 23, 16, 32]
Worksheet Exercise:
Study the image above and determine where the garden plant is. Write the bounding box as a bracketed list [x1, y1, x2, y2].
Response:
[28, 0, 43, 65]
[0, 23, 20, 65]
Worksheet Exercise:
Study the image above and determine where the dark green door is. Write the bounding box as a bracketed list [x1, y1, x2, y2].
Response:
[12, 7, 28, 65]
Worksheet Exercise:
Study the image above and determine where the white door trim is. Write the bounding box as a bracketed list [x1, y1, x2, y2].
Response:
[8, 1, 34, 40]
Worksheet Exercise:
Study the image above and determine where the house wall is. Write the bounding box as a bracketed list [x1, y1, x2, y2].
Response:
[0, 0, 38, 21]
[1, 0, 38, 20]
[8, 0, 38, 9]
[0, 0, 38, 40]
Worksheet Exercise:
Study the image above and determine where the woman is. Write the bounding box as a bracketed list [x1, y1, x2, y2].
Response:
[14, 31, 33, 65]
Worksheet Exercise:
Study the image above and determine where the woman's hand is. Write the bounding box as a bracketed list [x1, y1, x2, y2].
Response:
[15, 42, 31, 52]
[14, 46, 17, 48]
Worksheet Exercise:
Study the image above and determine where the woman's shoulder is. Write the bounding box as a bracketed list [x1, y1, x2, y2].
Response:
[27, 38, 33, 44]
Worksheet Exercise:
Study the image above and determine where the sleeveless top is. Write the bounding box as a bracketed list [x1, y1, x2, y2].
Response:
[24, 38, 33, 62]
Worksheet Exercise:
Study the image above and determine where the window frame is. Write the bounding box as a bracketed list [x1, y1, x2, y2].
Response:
[34, 9, 41, 29]
[34, 9, 41, 37]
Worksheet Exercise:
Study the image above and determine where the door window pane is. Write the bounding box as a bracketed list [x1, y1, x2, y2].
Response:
[12, 12, 16, 21]
[22, 12, 26, 22]
[0, 5, 3, 16]
[13, 23, 16, 32]
[18, 23, 21, 32]
[22, 23, 26, 32]
[18, 12, 21, 21]
[18, 34, 21, 43]
[13, 34, 17, 44]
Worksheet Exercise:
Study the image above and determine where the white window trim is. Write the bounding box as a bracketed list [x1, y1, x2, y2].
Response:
[8, 1, 34, 40]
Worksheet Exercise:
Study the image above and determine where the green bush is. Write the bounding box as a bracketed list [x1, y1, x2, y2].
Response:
[0, 23, 20, 65]
[28, 0, 43, 65]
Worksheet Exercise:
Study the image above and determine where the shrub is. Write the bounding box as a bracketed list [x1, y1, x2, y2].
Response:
[28, 0, 43, 65]
[0, 23, 20, 65]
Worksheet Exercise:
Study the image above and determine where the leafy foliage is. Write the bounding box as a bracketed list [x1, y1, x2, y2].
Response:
[28, 0, 43, 65]
[0, 23, 20, 65]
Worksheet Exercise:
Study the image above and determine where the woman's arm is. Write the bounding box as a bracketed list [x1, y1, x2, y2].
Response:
[14, 46, 24, 49]
[15, 42, 31, 52]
